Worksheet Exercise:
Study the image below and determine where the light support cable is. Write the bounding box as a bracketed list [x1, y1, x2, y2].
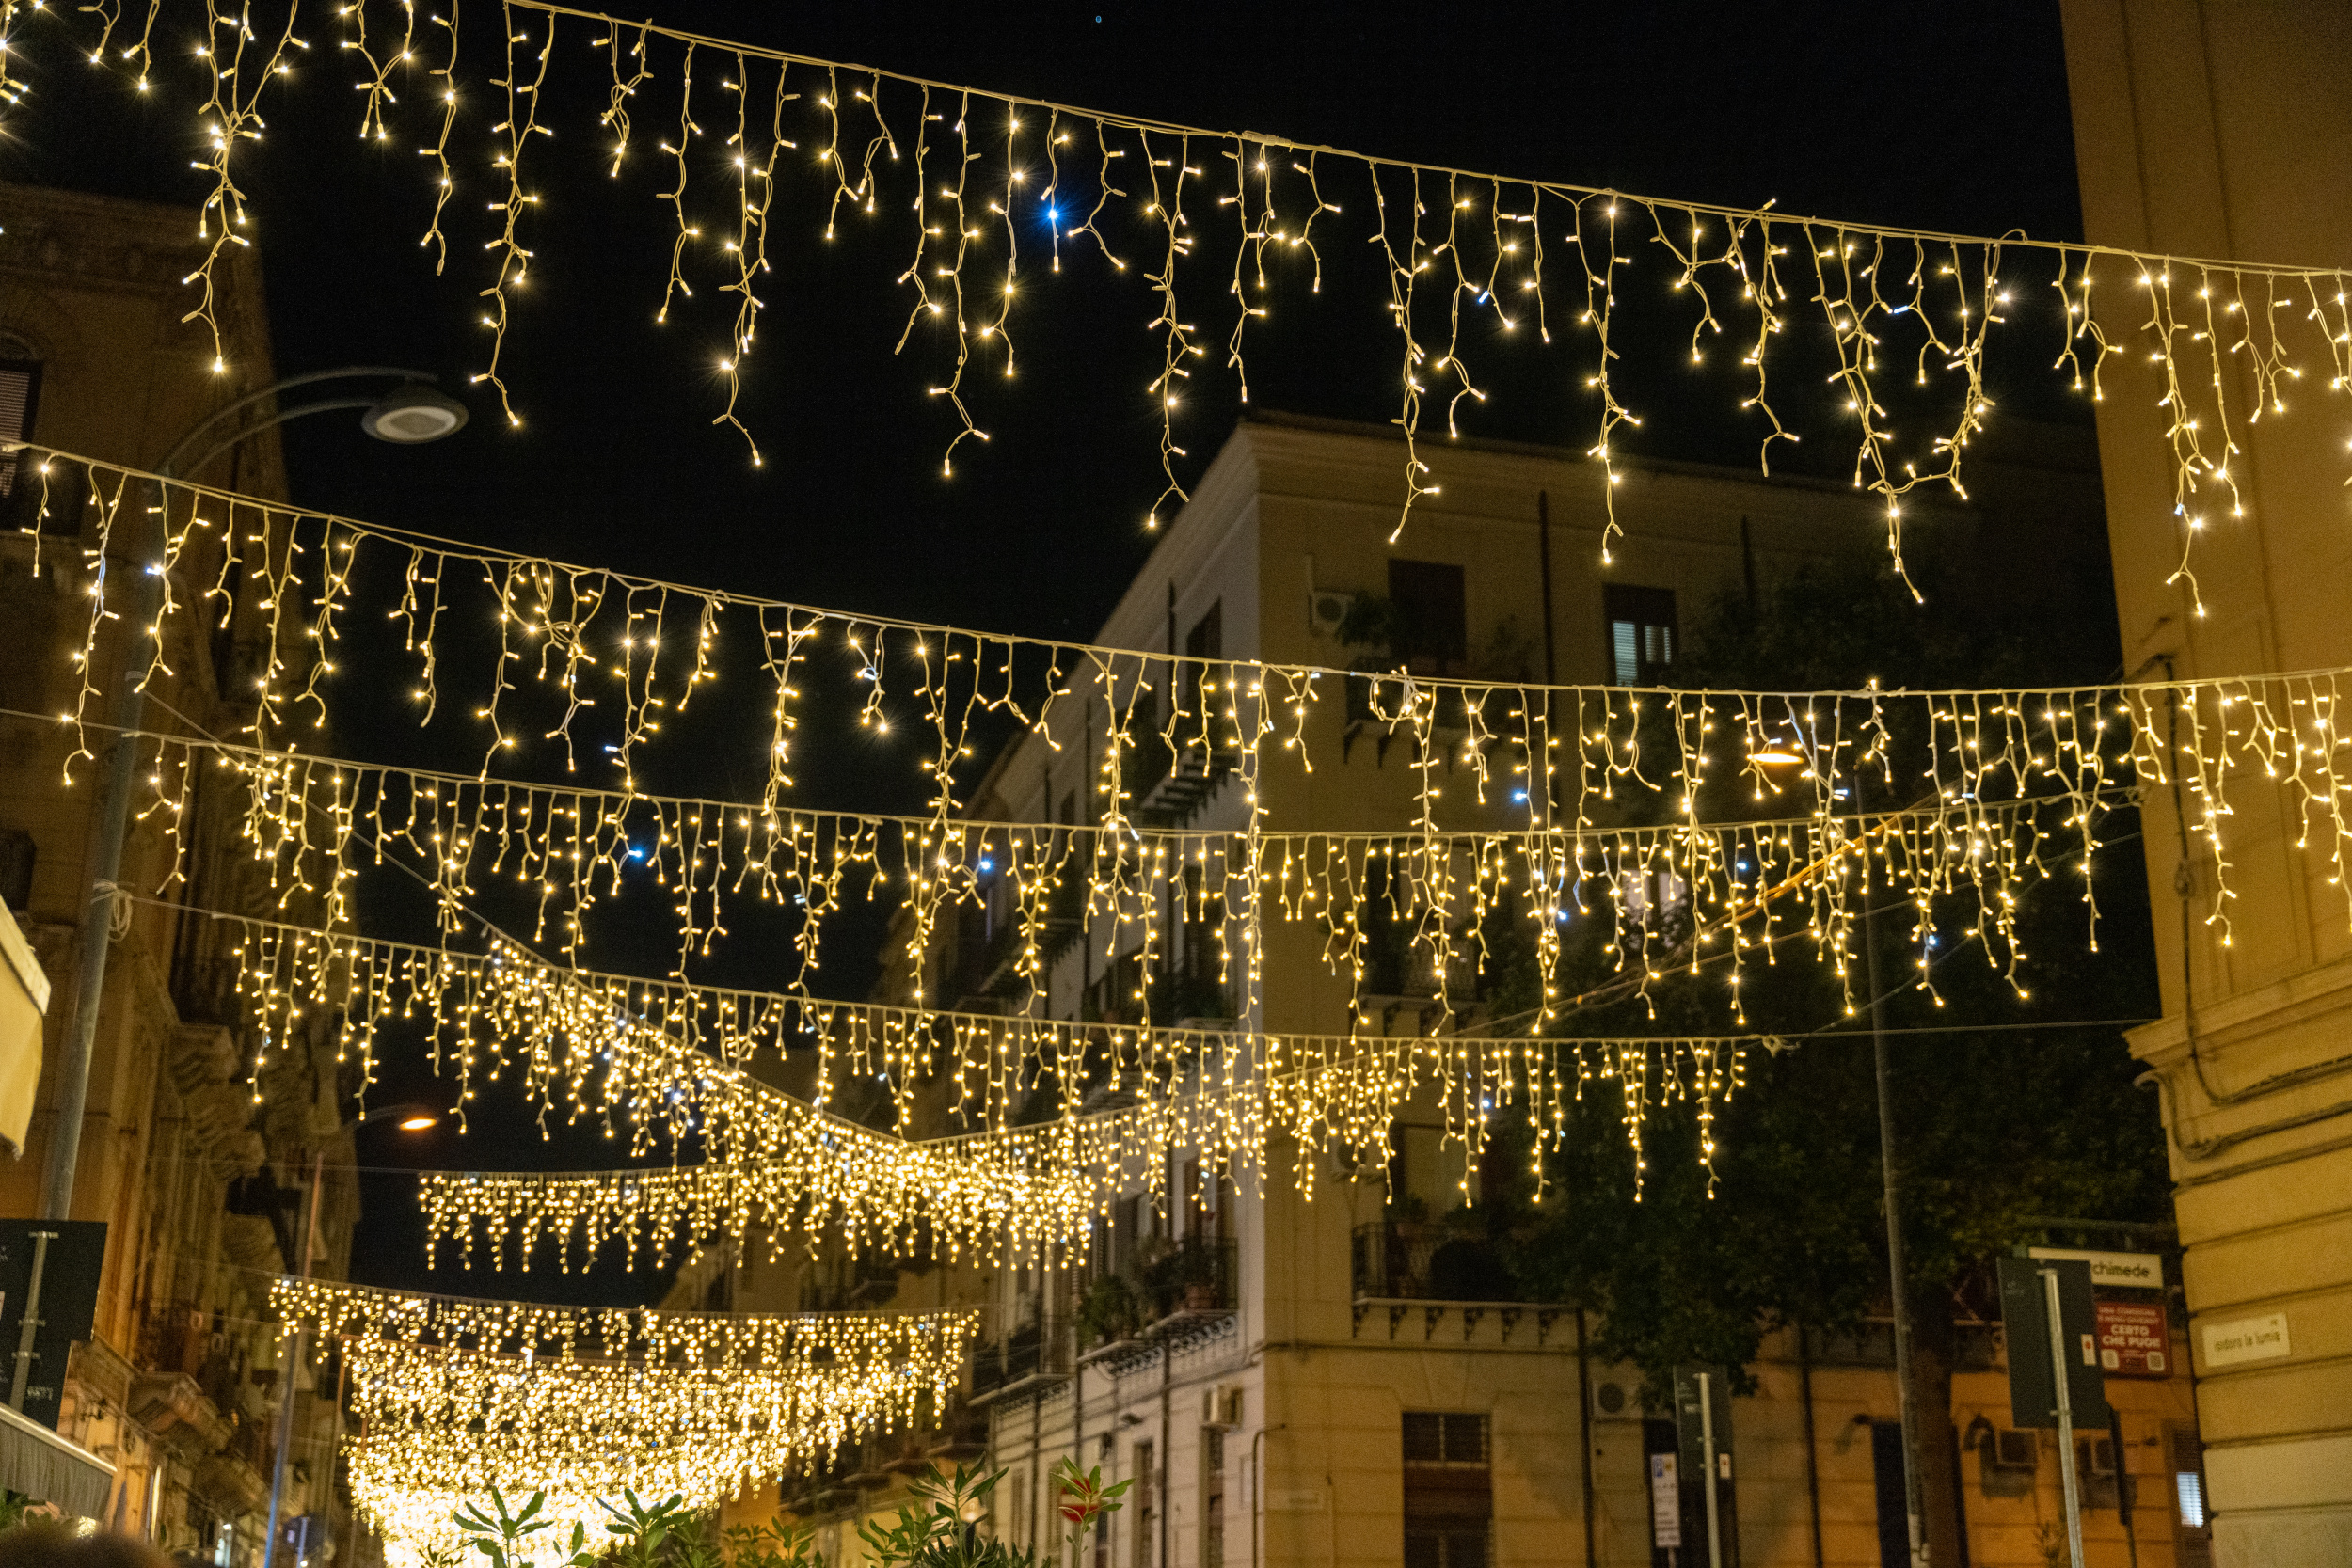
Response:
[8, 2, 2348, 590]
[16, 451, 2349, 1031]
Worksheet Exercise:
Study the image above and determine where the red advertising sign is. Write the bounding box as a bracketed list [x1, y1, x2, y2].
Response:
[2096, 1299, 2170, 1377]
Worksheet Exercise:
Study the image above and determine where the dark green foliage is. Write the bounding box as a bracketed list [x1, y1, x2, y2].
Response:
[1469, 551, 2164, 1392]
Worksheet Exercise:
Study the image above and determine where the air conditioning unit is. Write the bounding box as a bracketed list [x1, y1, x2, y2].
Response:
[1989, 1430, 2038, 1471]
[1308, 589, 1357, 639]
[2080, 1436, 2118, 1478]
[1589, 1377, 1640, 1422]
[1201, 1385, 1243, 1429]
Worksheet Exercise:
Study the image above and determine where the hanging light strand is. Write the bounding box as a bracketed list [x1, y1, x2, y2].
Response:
[24, 451, 2352, 1016]
[13, 0, 2350, 590]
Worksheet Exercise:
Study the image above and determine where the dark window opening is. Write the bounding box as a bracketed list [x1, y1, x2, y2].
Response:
[0, 829, 32, 911]
[1870, 1420, 1906, 1568]
[1202, 1426, 1225, 1568]
[1134, 1439, 1156, 1568]
[1605, 584, 1677, 686]
[0, 359, 79, 537]
[1405, 1411, 1490, 1568]
[1389, 560, 1468, 674]
[0, 359, 40, 501]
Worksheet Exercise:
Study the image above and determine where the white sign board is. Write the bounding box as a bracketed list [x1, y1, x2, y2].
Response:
[2026, 1247, 2165, 1290]
[1648, 1453, 1681, 1547]
[2201, 1312, 2291, 1368]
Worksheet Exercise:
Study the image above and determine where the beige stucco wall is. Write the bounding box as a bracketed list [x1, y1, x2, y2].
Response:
[2058, 3, 2352, 1564]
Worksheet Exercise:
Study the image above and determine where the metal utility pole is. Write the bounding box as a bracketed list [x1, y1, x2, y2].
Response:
[1860, 784, 1928, 1567]
[2042, 1268, 2089, 1568]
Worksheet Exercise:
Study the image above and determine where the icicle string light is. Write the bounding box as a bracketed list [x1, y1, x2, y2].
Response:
[15, 5, 2352, 590]
[22, 451, 2352, 1016]
[272, 1276, 975, 1568]
[412, 1021, 1756, 1273]
[66, 716, 2149, 1032]
[181, 897, 1846, 1265]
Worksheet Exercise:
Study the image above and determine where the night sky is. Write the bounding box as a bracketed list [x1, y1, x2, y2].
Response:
[9, 1, 2090, 1304]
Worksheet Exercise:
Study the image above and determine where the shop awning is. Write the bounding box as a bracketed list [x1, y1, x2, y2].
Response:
[0, 900, 46, 1158]
[0, 1399, 115, 1519]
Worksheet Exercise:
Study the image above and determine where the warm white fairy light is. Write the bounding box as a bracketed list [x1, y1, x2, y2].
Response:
[273, 1276, 975, 1568]
[190, 897, 1771, 1260]
[18, 3, 2352, 578]
[27, 449, 2352, 1022]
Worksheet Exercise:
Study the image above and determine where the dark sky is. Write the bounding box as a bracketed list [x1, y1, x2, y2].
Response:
[8, 0, 2090, 1303]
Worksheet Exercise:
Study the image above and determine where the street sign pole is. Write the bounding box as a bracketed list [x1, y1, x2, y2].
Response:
[6, 1230, 51, 1409]
[2041, 1268, 2087, 1568]
[1697, 1372, 1722, 1568]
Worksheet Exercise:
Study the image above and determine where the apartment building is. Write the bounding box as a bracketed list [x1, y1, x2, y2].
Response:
[0, 182, 365, 1565]
[714, 413, 2206, 1568]
[2059, 7, 2352, 1564]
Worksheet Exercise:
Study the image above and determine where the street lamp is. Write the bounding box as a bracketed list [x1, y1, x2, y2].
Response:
[40, 368, 465, 1225]
[262, 1101, 442, 1568]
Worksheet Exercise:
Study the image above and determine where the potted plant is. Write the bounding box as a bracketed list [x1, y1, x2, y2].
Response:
[1076, 1275, 1138, 1346]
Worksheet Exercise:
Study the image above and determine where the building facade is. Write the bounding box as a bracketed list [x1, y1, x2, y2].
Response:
[710, 415, 2203, 1568]
[0, 182, 365, 1565]
[2058, 5, 2352, 1565]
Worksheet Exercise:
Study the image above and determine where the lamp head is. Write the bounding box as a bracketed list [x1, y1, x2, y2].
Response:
[349, 1101, 444, 1133]
[360, 383, 469, 444]
[1748, 747, 1803, 768]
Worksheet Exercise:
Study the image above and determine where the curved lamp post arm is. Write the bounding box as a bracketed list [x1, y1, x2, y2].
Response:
[157, 366, 437, 479]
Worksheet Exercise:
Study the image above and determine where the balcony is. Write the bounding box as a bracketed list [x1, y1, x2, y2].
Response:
[1125, 732, 1234, 830]
[1352, 1220, 1515, 1303]
[1078, 1236, 1238, 1363]
[970, 1317, 1073, 1404]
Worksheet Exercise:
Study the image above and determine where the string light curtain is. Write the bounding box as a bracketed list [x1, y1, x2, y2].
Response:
[21, 451, 2352, 1025]
[272, 1277, 976, 1565]
[207, 901, 1765, 1261]
[6, 3, 2348, 596]
[412, 1025, 1759, 1273]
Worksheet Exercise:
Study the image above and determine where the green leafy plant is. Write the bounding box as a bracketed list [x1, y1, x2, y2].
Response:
[1075, 1274, 1139, 1345]
[599, 1489, 699, 1568]
[453, 1488, 558, 1568]
[723, 1517, 824, 1568]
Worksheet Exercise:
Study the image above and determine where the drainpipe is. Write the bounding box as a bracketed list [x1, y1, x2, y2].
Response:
[1160, 1345, 1172, 1568]
[1248, 1423, 1286, 1568]
[1800, 1324, 1824, 1568]
[1576, 1307, 1597, 1568]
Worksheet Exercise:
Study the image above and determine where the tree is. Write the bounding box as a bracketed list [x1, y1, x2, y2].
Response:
[1472, 550, 2169, 1562]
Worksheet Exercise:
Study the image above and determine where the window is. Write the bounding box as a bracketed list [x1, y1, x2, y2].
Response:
[0, 358, 39, 502]
[0, 356, 75, 537]
[1604, 584, 1677, 686]
[1389, 561, 1468, 674]
[1134, 1440, 1156, 1568]
[1095, 1435, 1115, 1568]
[1869, 1420, 1906, 1568]
[2167, 1421, 2213, 1568]
[1403, 1413, 1489, 1568]
[0, 829, 32, 912]
[1200, 1427, 1225, 1568]
[1184, 601, 1223, 725]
